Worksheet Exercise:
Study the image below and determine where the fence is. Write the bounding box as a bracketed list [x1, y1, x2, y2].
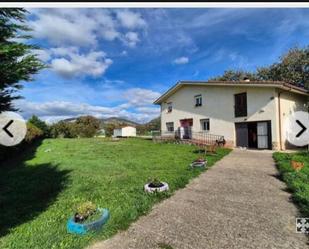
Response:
[152, 130, 225, 146]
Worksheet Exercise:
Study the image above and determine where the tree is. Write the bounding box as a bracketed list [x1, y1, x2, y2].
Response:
[25, 122, 44, 143]
[136, 117, 161, 135]
[28, 115, 49, 136]
[104, 123, 117, 137]
[0, 8, 45, 112]
[209, 70, 258, 82]
[50, 121, 76, 138]
[209, 46, 309, 89]
[74, 116, 100, 138]
[257, 47, 309, 89]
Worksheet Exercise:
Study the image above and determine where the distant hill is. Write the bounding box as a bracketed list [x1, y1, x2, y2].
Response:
[63, 116, 139, 126]
[62, 116, 160, 136]
[103, 117, 139, 126]
[136, 117, 160, 135]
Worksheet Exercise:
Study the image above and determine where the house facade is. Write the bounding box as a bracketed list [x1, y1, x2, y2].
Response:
[154, 81, 308, 150]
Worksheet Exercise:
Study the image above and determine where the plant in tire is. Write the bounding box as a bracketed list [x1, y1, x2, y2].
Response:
[74, 201, 98, 223]
[148, 178, 164, 188]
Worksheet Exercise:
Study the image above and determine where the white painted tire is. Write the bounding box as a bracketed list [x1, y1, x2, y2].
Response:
[144, 182, 169, 193]
[190, 161, 207, 168]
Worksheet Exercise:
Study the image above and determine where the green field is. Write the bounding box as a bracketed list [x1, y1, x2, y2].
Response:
[273, 151, 309, 217]
[0, 138, 230, 249]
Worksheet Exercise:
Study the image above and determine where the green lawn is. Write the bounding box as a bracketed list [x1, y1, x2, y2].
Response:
[273, 151, 309, 217]
[0, 138, 230, 249]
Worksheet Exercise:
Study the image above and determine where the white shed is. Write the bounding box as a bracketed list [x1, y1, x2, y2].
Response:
[113, 126, 136, 137]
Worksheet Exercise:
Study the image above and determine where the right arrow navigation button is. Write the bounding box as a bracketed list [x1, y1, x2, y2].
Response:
[285, 111, 309, 147]
[296, 119, 307, 138]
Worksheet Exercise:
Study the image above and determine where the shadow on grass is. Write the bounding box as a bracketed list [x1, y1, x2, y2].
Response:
[192, 149, 206, 154]
[0, 140, 70, 236]
[192, 149, 218, 156]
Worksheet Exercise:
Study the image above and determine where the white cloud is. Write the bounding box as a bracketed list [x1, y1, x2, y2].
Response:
[16, 98, 160, 124]
[123, 88, 161, 107]
[193, 70, 199, 77]
[116, 10, 147, 29]
[211, 49, 251, 69]
[173, 56, 189, 64]
[32, 49, 51, 61]
[49, 47, 112, 78]
[29, 9, 147, 48]
[136, 107, 160, 115]
[30, 10, 97, 47]
[121, 50, 128, 56]
[101, 29, 120, 41]
[94, 10, 120, 41]
[123, 32, 140, 47]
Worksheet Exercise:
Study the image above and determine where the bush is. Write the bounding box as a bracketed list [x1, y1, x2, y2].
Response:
[104, 123, 117, 137]
[74, 116, 100, 138]
[0, 122, 44, 163]
[50, 121, 77, 138]
[28, 115, 50, 137]
[50, 116, 101, 138]
[25, 122, 44, 143]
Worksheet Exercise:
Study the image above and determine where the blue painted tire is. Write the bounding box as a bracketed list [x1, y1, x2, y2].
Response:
[67, 208, 109, 235]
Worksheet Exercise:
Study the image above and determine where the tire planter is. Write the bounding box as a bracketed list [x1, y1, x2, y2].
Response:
[190, 160, 207, 168]
[67, 208, 109, 235]
[144, 182, 169, 193]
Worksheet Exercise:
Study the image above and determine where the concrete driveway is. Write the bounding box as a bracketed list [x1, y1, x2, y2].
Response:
[89, 149, 308, 249]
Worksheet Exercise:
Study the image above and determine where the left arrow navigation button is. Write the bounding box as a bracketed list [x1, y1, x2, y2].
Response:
[0, 112, 27, 146]
[3, 120, 14, 138]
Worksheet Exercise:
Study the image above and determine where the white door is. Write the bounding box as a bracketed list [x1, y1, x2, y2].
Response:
[257, 122, 268, 149]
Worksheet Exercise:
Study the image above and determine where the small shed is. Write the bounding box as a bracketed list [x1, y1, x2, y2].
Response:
[113, 126, 136, 137]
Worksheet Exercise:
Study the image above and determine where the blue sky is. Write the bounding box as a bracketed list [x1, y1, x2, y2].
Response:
[15, 8, 309, 123]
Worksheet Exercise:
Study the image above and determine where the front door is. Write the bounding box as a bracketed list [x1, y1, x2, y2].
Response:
[180, 119, 193, 139]
[257, 122, 269, 149]
[235, 123, 248, 147]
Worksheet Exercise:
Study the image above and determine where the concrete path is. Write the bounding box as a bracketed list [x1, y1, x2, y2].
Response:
[89, 150, 308, 249]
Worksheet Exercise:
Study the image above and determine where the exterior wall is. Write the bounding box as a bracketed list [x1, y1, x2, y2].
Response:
[160, 85, 278, 147]
[276, 90, 308, 150]
[122, 126, 136, 137]
[113, 128, 122, 137]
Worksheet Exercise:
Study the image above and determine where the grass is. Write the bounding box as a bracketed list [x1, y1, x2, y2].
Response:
[0, 138, 230, 249]
[273, 151, 309, 217]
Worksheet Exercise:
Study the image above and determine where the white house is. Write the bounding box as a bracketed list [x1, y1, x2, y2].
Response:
[113, 126, 136, 137]
[154, 80, 308, 150]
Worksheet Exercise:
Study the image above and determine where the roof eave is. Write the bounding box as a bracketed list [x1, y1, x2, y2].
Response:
[153, 81, 309, 104]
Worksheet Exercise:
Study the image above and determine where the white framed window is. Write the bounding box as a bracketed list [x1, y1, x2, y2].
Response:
[167, 102, 172, 113]
[166, 122, 174, 132]
[194, 95, 202, 107]
[200, 119, 210, 131]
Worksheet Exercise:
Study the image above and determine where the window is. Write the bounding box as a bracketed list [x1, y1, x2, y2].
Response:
[194, 95, 202, 107]
[167, 102, 172, 113]
[234, 92, 247, 117]
[166, 122, 174, 132]
[200, 119, 210, 131]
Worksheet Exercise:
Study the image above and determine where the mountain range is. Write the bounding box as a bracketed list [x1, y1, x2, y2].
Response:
[63, 116, 161, 133]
